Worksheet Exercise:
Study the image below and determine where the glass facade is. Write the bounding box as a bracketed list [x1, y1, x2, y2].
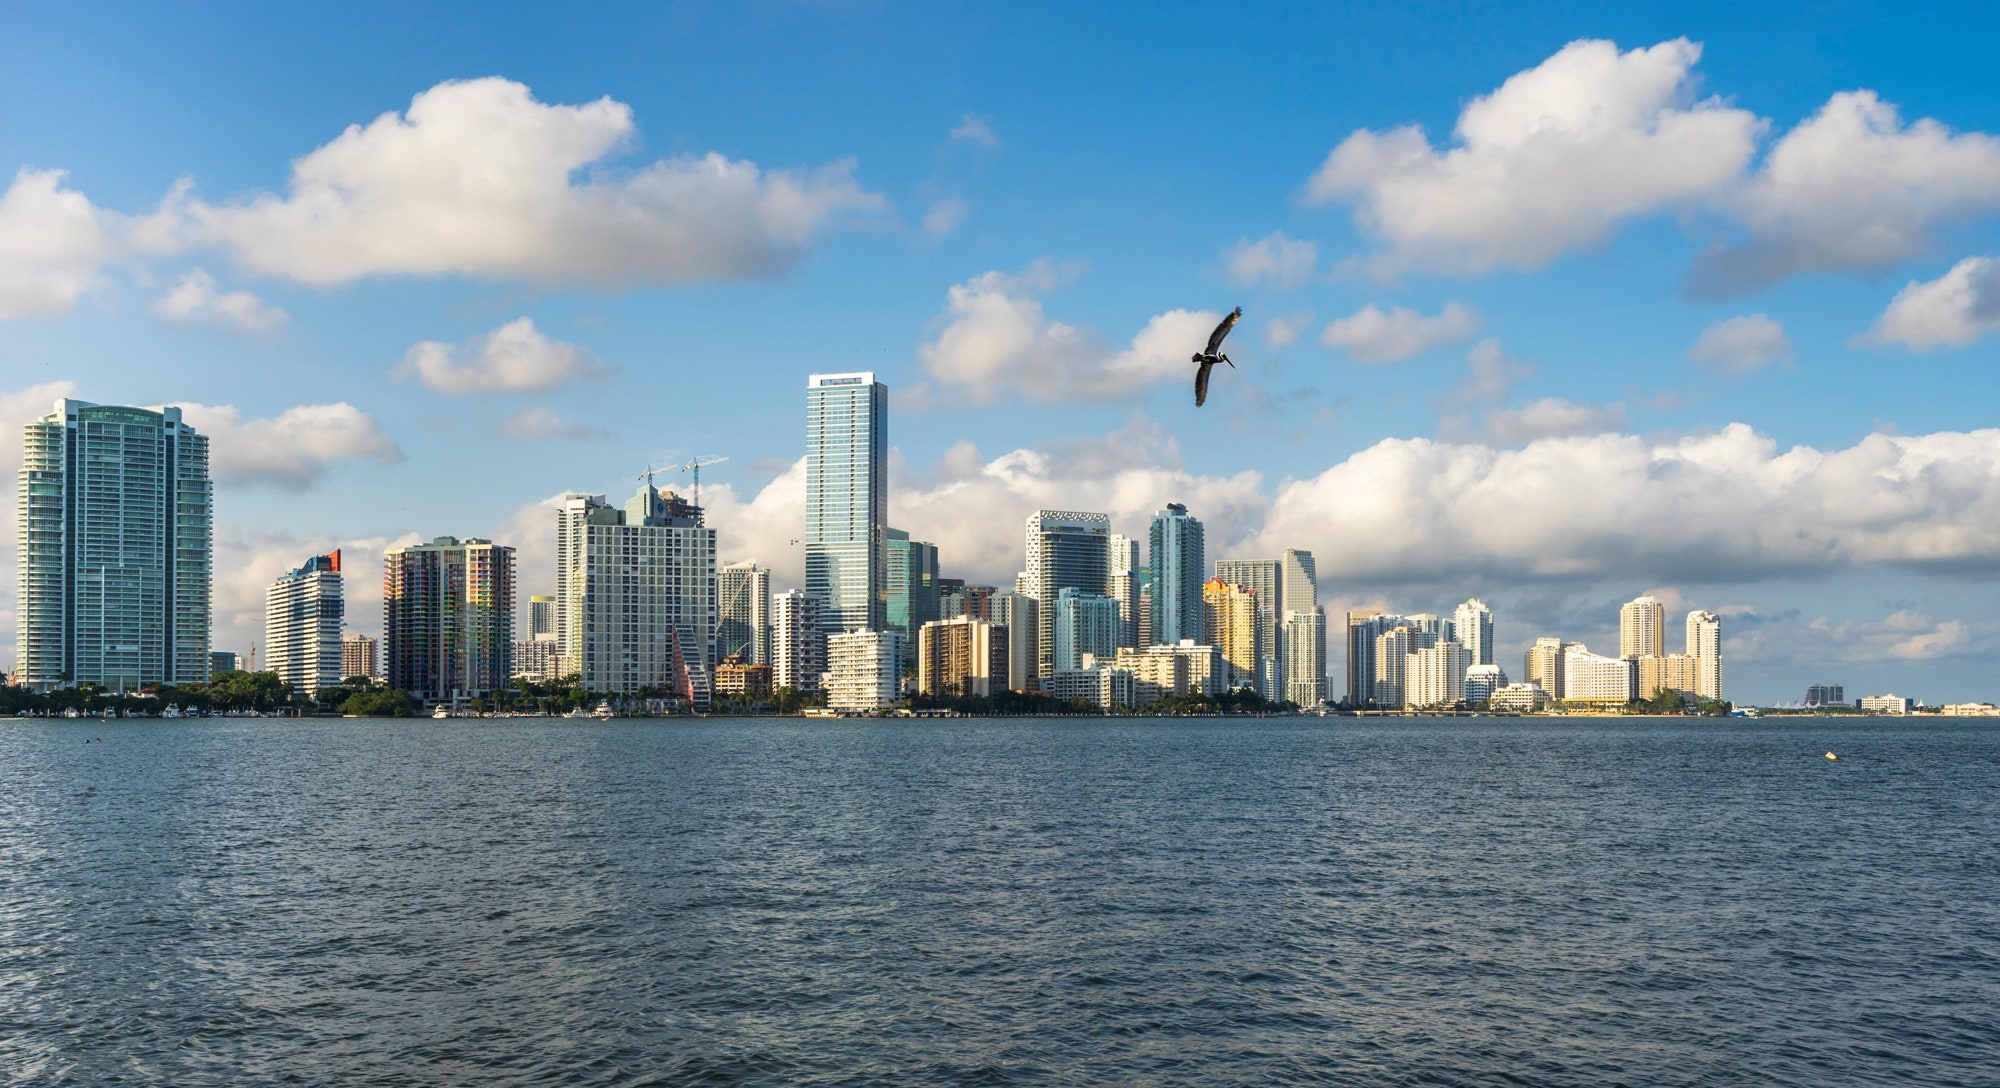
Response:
[1148, 504, 1205, 647]
[805, 372, 887, 634]
[16, 399, 211, 692]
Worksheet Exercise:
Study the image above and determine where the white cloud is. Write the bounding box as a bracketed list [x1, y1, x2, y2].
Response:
[923, 197, 968, 239]
[180, 77, 882, 288]
[1307, 38, 1761, 275]
[1450, 338, 1536, 407]
[1226, 231, 1317, 288]
[150, 267, 288, 333]
[1695, 92, 2000, 293]
[1252, 423, 2000, 586]
[1320, 302, 1478, 362]
[177, 401, 403, 489]
[1265, 311, 1315, 346]
[950, 113, 1000, 148]
[0, 169, 115, 319]
[1808, 610, 1981, 663]
[393, 317, 610, 394]
[1857, 256, 2000, 351]
[1688, 313, 1791, 373]
[918, 263, 1223, 404]
[498, 406, 604, 442]
[210, 530, 419, 653]
[1478, 398, 1627, 444]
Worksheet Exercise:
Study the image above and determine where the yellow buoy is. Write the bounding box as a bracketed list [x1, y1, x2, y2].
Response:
[1825, 751, 1838, 761]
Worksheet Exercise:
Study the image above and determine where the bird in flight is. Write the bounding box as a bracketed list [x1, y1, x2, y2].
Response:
[1192, 307, 1241, 407]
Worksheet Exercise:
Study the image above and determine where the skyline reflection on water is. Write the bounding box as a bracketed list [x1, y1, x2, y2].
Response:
[2, 716, 1995, 1086]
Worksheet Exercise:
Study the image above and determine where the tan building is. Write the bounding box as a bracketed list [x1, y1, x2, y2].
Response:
[1621, 595, 1665, 659]
[1524, 636, 1569, 698]
[1638, 653, 1700, 700]
[1940, 702, 1999, 716]
[1201, 578, 1261, 690]
[714, 654, 772, 697]
[917, 615, 1009, 698]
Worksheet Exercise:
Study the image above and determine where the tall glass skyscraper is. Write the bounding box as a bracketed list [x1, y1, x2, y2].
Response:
[1148, 503, 1204, 646]
[885, 527, 939, 667]
[16, 399, 211, 692]
[384, 536, 516, 704]
[1023, 510, 1111, 681]
[805, 372, 887, 634]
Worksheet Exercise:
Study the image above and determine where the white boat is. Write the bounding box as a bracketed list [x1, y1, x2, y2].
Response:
[432, 704, 452, 719]
[591, 700, 614, 720]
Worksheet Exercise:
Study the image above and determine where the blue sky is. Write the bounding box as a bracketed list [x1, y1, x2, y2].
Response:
[5, 1, 2000, 703]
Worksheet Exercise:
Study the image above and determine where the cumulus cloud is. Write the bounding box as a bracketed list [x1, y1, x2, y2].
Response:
[177, 77, 882, 288]
[923, 197, 968, 239]
[1265, 311, 1315, 346]
[0, 169, 115, 319]
[1307, 38, 1761, 275]
[151, 267, 288, 333]
[176, 402, 403, 489]
[918, 263, 1223, 403]
[1450, 338, 1536, 407]
[393, 317, 610, 394]
[1478, 398, 1628, 444]
[1808, 610, 1980, 663]
[1320, 302, 1478, 362]
[1694, 92, 2000, 294]
[209, 529, 420, 653]
[1857, 256, 2000, 351]
[1226, 231, 1317, 288]
[498, 406, 605, 442]
[1251, 424, 2000, 586]
[950, 113, 1000, 148]
[1688, 313, 1791, 372]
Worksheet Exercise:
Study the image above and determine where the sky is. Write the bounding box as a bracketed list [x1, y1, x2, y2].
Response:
[4, 1, 2000, 704]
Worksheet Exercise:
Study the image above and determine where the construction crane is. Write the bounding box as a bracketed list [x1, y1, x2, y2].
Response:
[676, 455, 729, 508]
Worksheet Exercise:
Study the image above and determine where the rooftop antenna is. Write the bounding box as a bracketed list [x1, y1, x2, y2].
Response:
[677, 456, 729, 507]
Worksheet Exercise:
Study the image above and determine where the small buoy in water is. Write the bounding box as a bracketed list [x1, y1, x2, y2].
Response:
[1825, 751, 1838, 761]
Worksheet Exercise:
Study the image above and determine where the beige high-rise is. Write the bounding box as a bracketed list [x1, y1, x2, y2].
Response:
[1202, 578, 1260, 690]
[1686, 610, 1723, 700]
[1620, 595, 1665, 659]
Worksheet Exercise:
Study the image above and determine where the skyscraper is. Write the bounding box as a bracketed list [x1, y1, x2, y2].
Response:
[1148, 504, 1204, 646]
[1280, 549, 1322, 702]
[771, 589, 825, 692]
[1452, 598, 1494, 666]
[1202, 578, 1260, 690]
[718, 562, 771, 665]
[1023, 510, 1111, 681]
[1620, 595, 1665, 659]
[1524, 636, 1570, 696]
[554, 493, 605, 651]
[885, 528, 940, 665]
[1346, 609, 1407, 707]
[527, 595, 556, 640]
[16, 399, 212, 692]
[989, 591, 1039, 693]
[1406, 640, 1471, 708]
[917, 615, 1009, 698]
[1281, 610, 1327, 706]
[1052, 588, 1121, 674]
[1686, 610, 1723, 701]
[562, 484, 717, 694]
[1108, 534, 1141, 649]
[806, 371, 888, 634]
[1215, 559, 1280, 684]
[1280, 549, 1318, 613]
[266, 551, 343, 697]
[384, 536, 515, 704]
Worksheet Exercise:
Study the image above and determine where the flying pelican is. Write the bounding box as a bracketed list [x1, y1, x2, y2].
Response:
[1192, 306, 1242, 407]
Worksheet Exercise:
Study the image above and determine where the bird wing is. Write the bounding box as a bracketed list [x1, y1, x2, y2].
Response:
[1205, 307, 1243, 355]
[1195, 360, 1212, 407]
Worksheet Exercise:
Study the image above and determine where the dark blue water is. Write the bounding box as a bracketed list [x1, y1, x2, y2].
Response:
[2, 718, 1996, 1086]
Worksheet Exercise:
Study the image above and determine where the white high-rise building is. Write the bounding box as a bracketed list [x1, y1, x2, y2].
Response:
[1524, 636, 1570, 696]
[1108, 534, 1141, 649]
[1282, 610, 1327, 707]
[772, 590, 825, 692]
[1024, 510, 1111, 681]
[1686, 609, 1723, 701]
[718, 562, 771, 664]
[1465, 663, 1507, 705]
[806, 372, 888, 635]
[554, 494, 604, 654]
[16, 399, 212, 692]
[1563, 644, 1638, 702]
[825, 629, 901, 711]
[1405, 639, 1470, 708]
[1347, 610, 1408, 707]
[527, 595, 557, 640]
[563, 484, 717, 694]
[1621, 595, 1665, 659]
[1372, 626, 1415, 709]
[1453, 598, 1494, 666]
[1280, 550, 1322, 702]
[266, 551, 344, 697]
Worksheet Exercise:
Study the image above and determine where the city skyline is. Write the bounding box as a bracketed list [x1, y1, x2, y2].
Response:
[5, 7, 2000, 704]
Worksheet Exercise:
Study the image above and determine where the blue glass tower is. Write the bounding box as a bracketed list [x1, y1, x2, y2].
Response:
[805, 372, 887, 634]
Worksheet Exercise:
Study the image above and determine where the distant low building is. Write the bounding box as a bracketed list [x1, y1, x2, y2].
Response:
[824, 629, 901, 712]
[513, 637, 568, 683]
[210, 651, 241, 675]
[1563, 644, 1637, 703]
[1804, 683, 1845, 707]
[1488, 683, 1550, 712]
[1939, 702, 1998, 717]
[1048, 657, 1135, 710]
[714, 654, 772, 698]
[1464, 663, 1508, 706]
[1859, 693, 1913, 715]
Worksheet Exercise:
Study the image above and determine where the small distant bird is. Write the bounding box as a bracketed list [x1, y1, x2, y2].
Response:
[1192, 306, 1242, 407]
